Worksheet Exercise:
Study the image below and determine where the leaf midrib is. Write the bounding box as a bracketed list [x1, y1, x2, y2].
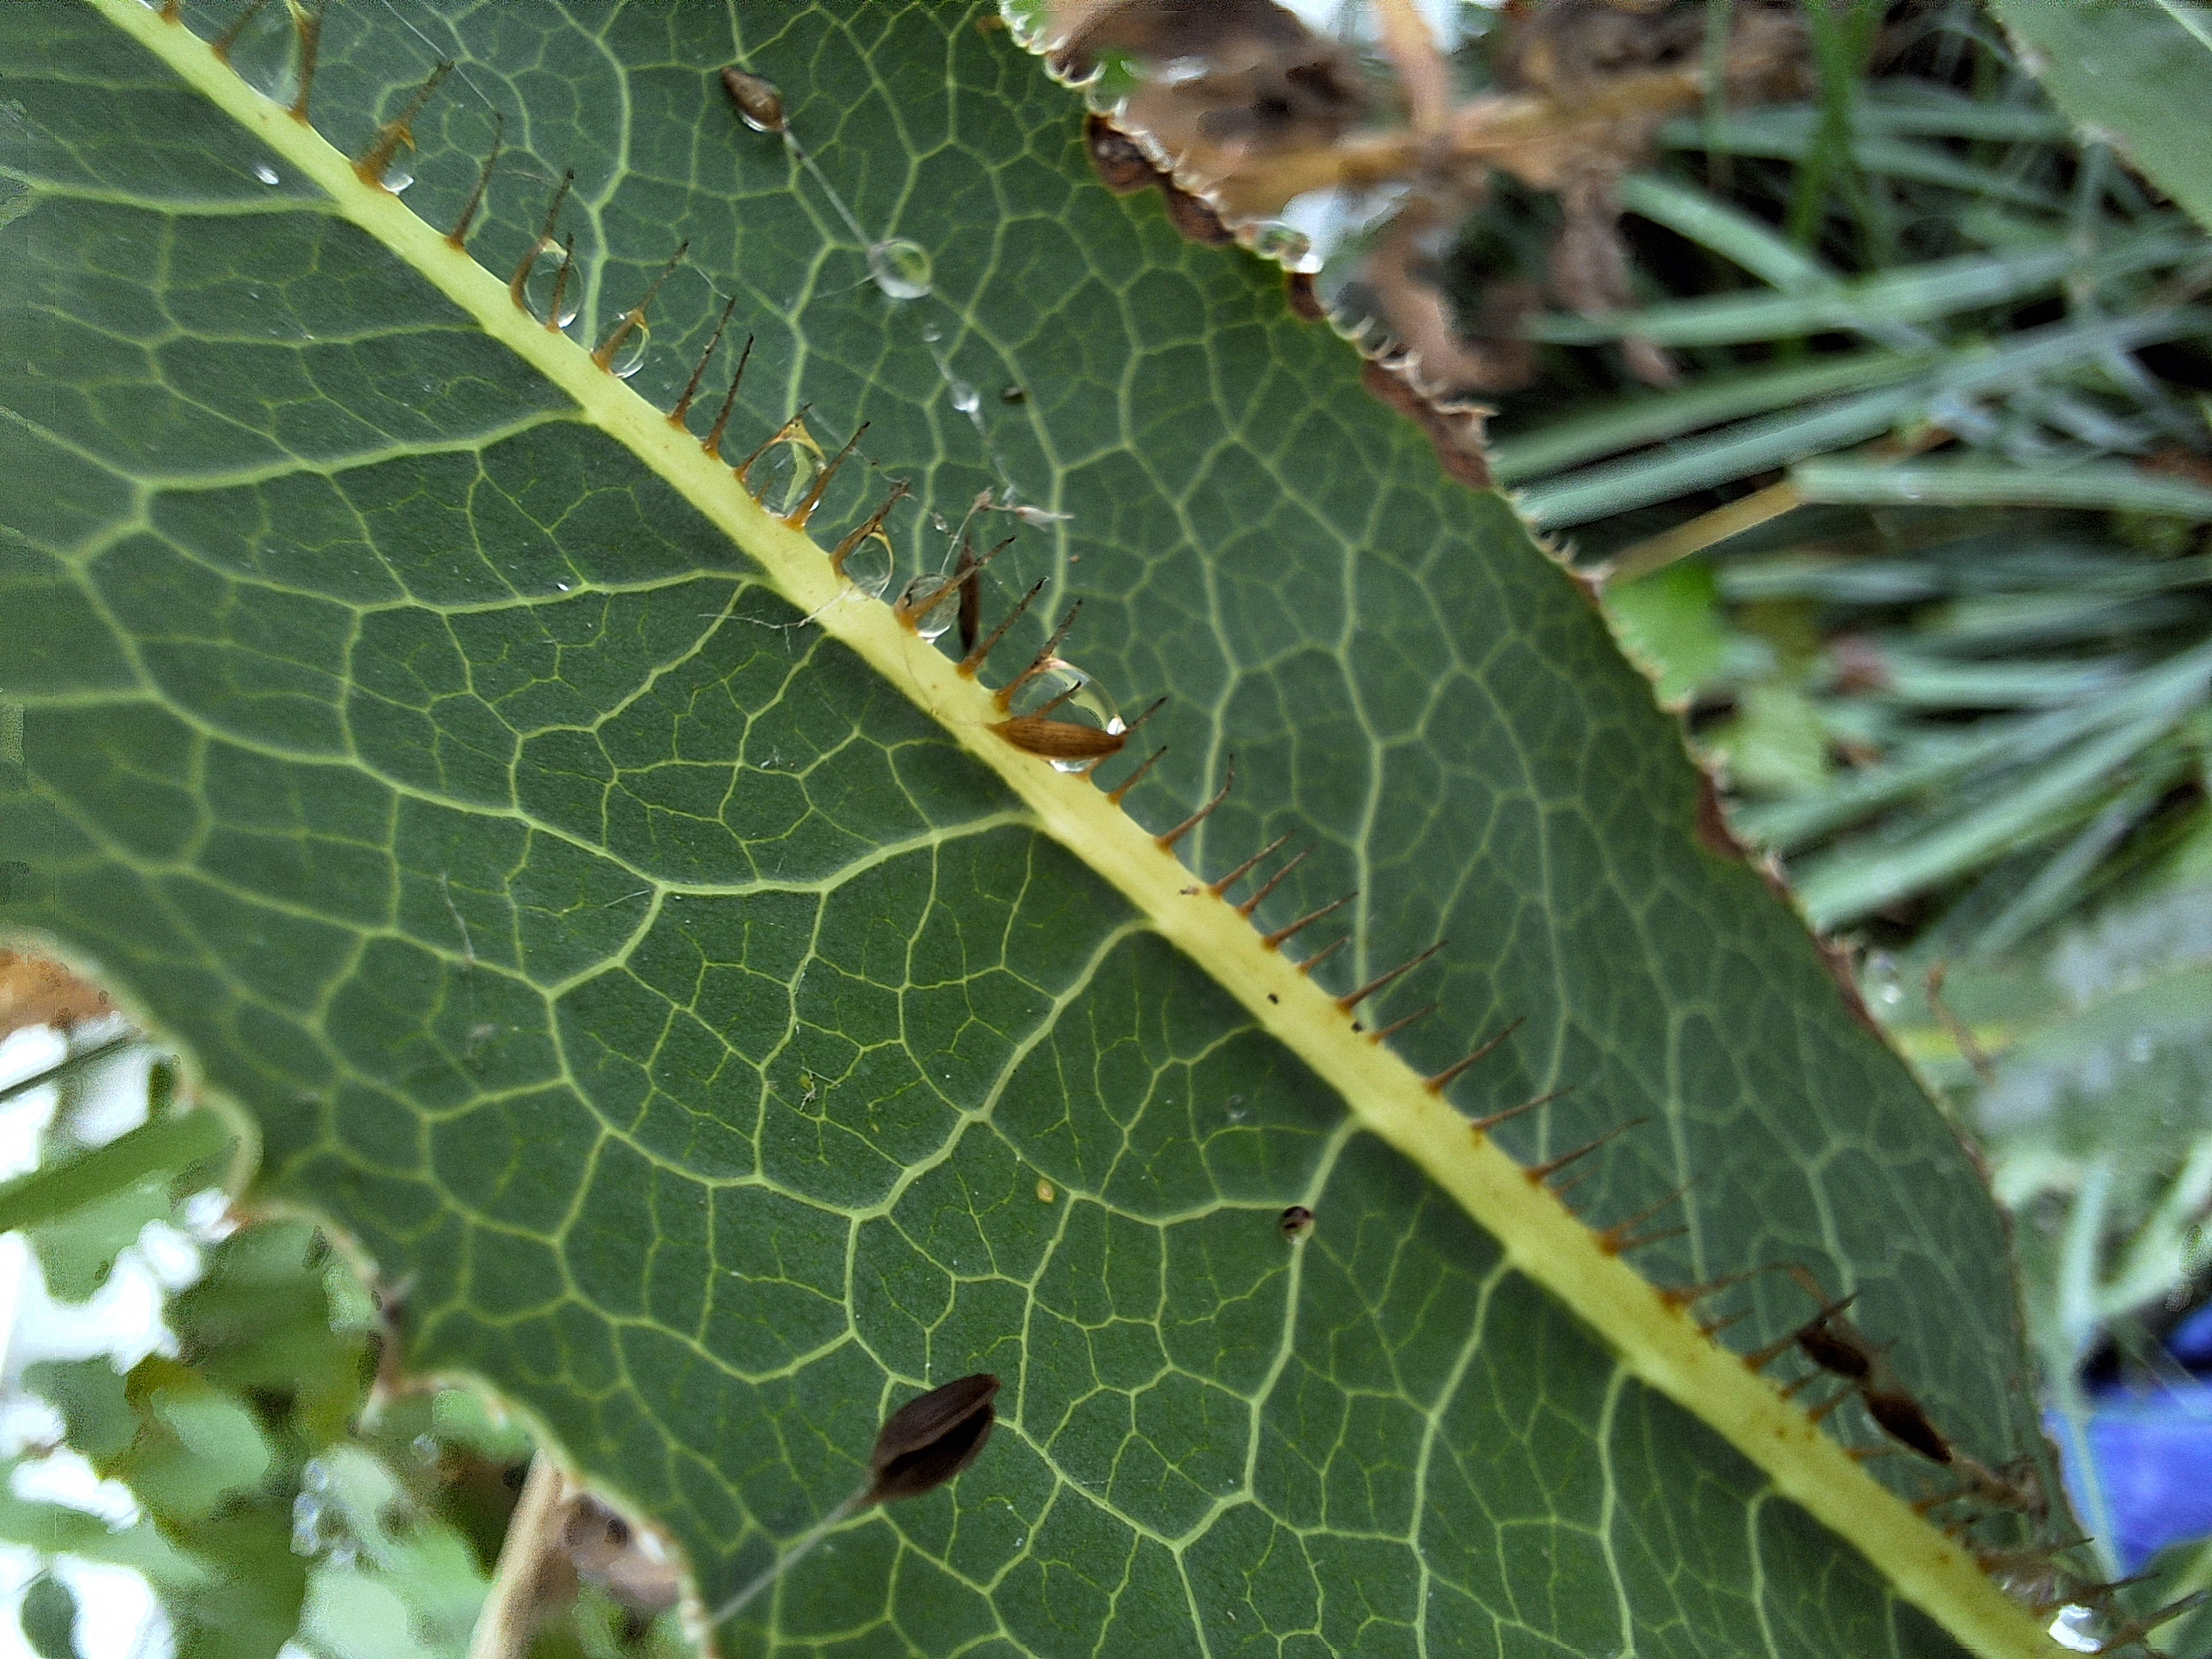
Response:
[84, 4, 2061, 1654]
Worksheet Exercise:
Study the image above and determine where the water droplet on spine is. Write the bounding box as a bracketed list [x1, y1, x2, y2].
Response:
[1008, 661, 1122, 772]
[1249, 221, 1316, 272]
[607, 322, 649, 379]
[896, 574, 956, 641]
[748, 421, 827, 521]
[378, 159, 415, 194]
[520, 241, 580, 330]
[224, 3, 300, 107]
[867, 238, 933, 301]
[838, 526, 894, 600]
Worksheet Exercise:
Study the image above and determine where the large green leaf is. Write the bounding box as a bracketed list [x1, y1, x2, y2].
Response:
[0, 3, 2068, 1655]
[1984, 0, 2212, 236]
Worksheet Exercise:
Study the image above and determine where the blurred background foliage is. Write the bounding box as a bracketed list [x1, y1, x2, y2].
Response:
[8, 0, 2212, 1653]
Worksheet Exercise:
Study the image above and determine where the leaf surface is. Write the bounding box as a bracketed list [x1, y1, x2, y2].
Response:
[0, 3, 2064, 1655]
[1984, 0, 2212, 234]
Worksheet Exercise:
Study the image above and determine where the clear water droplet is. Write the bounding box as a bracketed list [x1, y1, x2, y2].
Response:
[748, 422, 826, 520]
[1009, 659, 1125, 771]
[896, 574, 956, 641]
[951, 380, 980, 416]
[868, 238, 933, 301]
[289, 1491, 324, 1555]
[521, 241, 581, 330]
[224, 3, 300, 106]
[1226, 1093, 1249, 1122]
[252, 161, 281, 186]
[921, 324, 943, 344]
[839, 527, 894, 599]
[378, 158, 414, 194]
[608, 321, 649, 380]
[1249, 221, 1316, 272]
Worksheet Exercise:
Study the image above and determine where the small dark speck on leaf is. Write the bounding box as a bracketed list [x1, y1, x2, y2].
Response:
[1267, 993, 1279, 1004]
[862, 1373, 1000, 1505]
[1000, 385, 1026, 404]
[1280, 1206, 1314, 1241]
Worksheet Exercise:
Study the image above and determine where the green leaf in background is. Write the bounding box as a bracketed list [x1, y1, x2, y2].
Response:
[1984, 0, 2212, 236]
[0, 3, 2075, 1655]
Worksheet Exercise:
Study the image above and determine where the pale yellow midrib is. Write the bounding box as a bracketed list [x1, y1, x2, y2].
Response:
[87, 5, 2062, 1656]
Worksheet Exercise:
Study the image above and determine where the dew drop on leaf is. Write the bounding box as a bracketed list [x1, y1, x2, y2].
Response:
[950, 380, 980, 416]
[252, 161, 280, 186]
[896, 574, 956, 642]
[520, 242, 580, 329]
[607, 321, 649, 380]
[837, 523, 893, 599]
[378, 159, 414, 194]
[868, 238, 933, 300]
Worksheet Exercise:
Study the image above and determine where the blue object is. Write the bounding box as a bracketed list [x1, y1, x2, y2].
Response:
[2053, 1385, 2212, 1572]
[2166, 1303, 2212, 1368]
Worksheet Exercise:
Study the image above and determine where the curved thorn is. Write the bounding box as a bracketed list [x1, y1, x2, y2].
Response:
[1597, 1181, 1697, 1255]
[1369, 1001, 1438, 1043]
[509, 172, 575, 311]
[672, 292, 741, 427]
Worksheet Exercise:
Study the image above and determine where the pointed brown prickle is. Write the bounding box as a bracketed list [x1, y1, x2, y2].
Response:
[958, 580, 1046, 678]
[997, 605, 1084, 710]
[1658, 1267, 1758, 1312]
[1208, 834, 1294, 900]
[447, 112, 504, 250]
[1424, 1020, 1523, 1095]
[355, 62, 451, 189]
[1523, 1118, 1646, 1186]
[1596, 1182, 1695, 1256]
[1336, 941, 1449, 1013]
[1106, 744, 1165, 807]
[288, 0, 325, 122]
[1698, 1306, 1754, 1340]
[1118, 696, 1167, 739]
[1262, 892, 1354, 949]
[1469, 1086, 1567, 1134]
[672, 293, 741, 428]
[1370, 1001, 1438, 1043]
[1234, 848, 1311, 919]
[1805, 1385, 1853, 1426]
[1297, 935, 1349, 976]
[830, 480, 910, 579]
[703, 334, 756, 458]
[1158, 761, 1235, 853]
